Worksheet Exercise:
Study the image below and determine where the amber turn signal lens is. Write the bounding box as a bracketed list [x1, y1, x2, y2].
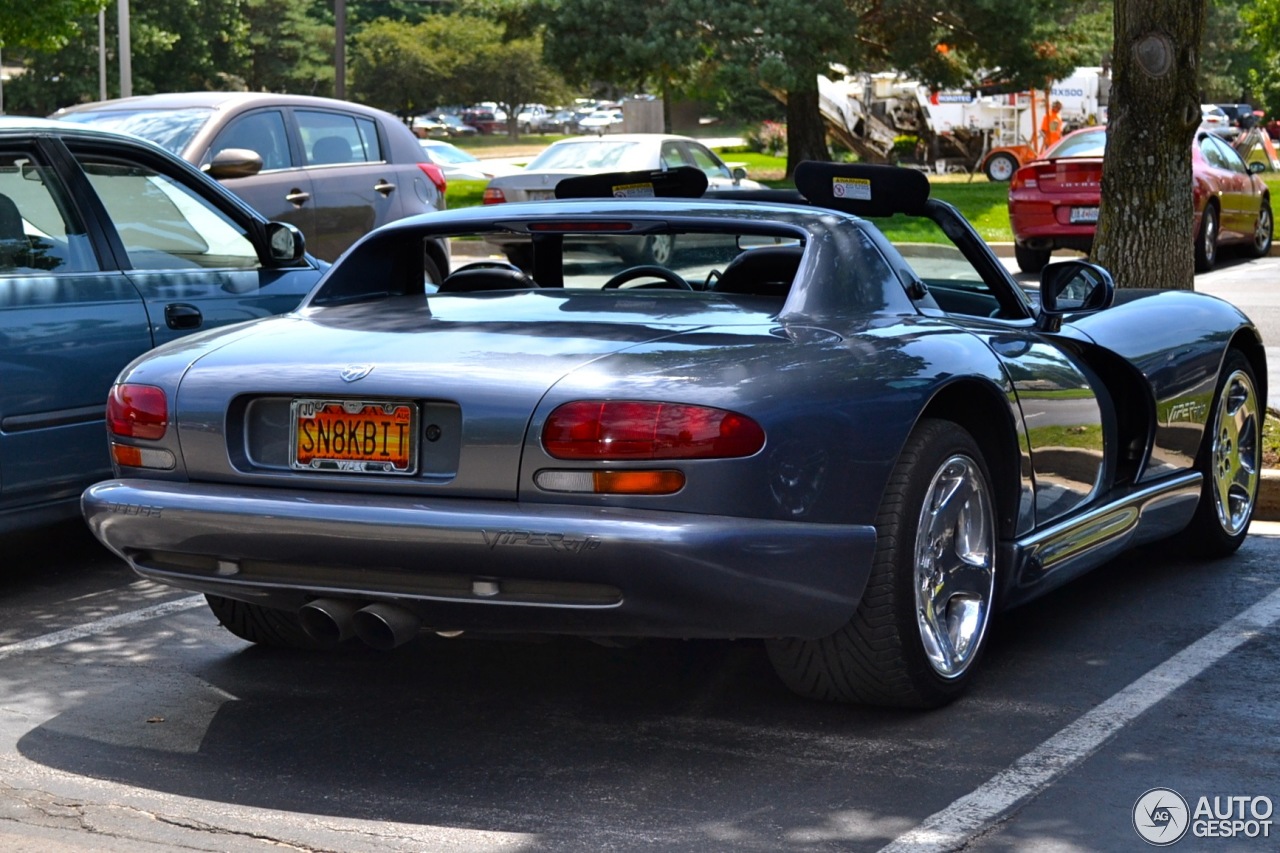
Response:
[593, 469, 685, 495]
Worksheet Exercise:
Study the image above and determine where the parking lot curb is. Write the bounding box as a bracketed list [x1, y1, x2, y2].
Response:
[1259, 469, 1280, 522]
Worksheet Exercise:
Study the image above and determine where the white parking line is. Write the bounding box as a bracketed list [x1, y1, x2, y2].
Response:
[879, 584, 1280, 852]
[0, 595, 205, 661]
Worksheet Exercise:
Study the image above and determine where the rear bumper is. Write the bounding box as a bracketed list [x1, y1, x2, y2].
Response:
[83, 480, 877, 639]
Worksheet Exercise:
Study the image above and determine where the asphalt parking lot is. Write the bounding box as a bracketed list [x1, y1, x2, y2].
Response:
[0, 516, 1276, 851]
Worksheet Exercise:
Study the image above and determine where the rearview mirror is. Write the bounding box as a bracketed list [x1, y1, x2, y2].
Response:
[1035, 260, 1114, 332]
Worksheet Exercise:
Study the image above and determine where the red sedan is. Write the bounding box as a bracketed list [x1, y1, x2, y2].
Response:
[1009, 126, 1273, 273]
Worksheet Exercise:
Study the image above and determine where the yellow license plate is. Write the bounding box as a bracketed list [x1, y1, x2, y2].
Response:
[291, 399, 417, 474]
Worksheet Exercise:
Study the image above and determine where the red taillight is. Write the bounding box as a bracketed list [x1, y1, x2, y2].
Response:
[482, 187, 507, 204]
[542, 401, 765, 460]
[107, 384, 168, 440]
[417, 163, 447, 195]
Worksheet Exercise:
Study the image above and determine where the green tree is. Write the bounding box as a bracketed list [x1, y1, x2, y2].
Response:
[242, 0, 334, 96]
[465, 35, 569, 136]
[697, 0, 867, 172]
[0, 0, 105, 52]
[5, 0, 250, 114]
[1243, 0, 1280, 113]
[1201, 0, 1256, 103]
[540, 0, 710, 130]
[1091, 0, 1207, 289]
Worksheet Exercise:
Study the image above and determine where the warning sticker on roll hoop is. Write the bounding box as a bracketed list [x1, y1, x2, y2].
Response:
[832, 176, 872, 201]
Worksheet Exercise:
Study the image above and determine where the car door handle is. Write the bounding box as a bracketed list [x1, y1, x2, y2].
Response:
[285, 189, 311, 205]
[374, 180, 396, 196]
[165, 303, 203, 330]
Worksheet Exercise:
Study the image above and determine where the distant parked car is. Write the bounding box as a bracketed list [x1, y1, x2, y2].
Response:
[53, 92, 450, 278]
[1009, 125, 1273, 273]
[0, 117, 324, 532]
[416, 113, 477, 138]
[418, 139, 522, 182]
[459, 109, 504, 135]
[578, 109, 625, 135]
[546, 109, 580, 134]
[481, 134, 763, 265]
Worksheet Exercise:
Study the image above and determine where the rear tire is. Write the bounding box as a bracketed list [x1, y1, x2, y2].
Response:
[1195, 204, 1220, 272]
[206, 595, 325, 650]
[1014, 244, 1051, 274]
[766, 418, 998, 708]
[1179, 350, 1261, 556]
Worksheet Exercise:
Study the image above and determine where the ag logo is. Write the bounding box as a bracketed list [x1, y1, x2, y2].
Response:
[1134, 788, 1190, 845]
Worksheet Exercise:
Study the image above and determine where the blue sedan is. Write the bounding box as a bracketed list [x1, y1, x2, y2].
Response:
[0, 118, 323, 533]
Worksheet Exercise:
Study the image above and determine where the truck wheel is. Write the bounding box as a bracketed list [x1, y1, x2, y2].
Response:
[984, 153, 1019, 182]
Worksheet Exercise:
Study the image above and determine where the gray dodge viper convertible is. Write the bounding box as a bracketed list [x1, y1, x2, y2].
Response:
[83, 162, 1265, 708]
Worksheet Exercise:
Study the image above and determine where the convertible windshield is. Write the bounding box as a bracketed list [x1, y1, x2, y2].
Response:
[525, 140, 644, 171]
[57, 108, 214, 155]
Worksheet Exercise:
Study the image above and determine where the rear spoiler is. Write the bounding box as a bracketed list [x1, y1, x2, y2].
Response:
[557, 162, 931, 218]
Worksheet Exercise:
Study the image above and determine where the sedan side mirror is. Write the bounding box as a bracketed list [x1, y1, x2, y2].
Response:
[1035, 260, 1115, 333]
[206, 148, 264, 180]
[731, 166, 747, 185]
[265, 221, 306, 265]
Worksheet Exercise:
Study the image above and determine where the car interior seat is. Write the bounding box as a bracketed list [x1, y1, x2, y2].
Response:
[0, 193, 31, 270]
[712, 245, 803, 297]
[436, 267, 541, 293]
[311, 136, 353, 165]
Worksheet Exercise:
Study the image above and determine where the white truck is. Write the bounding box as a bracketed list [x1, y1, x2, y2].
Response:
[818, 67, 1110, 180]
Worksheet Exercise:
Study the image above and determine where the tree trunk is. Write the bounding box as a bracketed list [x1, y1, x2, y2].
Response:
[785, 74, 829, 177]
[1090, 0, 1206, 290]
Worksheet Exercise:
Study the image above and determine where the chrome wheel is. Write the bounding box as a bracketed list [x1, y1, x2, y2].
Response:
[1211, 369, 1260, 536]
[914, 454, 995, 679]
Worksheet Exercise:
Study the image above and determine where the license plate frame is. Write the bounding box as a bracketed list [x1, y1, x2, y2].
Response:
[526, 189, 555, 201]
[1069, 206, 1100, 224]
[290, 399, 418, 475]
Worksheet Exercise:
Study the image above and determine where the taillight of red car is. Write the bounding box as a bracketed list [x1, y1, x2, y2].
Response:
[107, 384, 176, 470]
[537, 400, 765, 495]
[417, 163, 447, 195]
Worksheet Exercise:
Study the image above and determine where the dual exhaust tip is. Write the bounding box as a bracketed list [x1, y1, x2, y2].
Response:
[298, 598, 423, 651]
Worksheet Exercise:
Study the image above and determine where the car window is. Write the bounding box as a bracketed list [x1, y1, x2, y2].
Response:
[688, 144, 733, 180]
[525, 140, 641, 170]
[0, 149, 97, 274]
[355, 117, 383, 162]
[55, 107, 214, 156]
[885, 217, 1011, 318]
[1047, 130, 1106, 159]
[660, 141, 692, 169]
[297, 110, 379, 166]
[208, 110, 292, 171]
[1200, 134, 1246, 173]
[73, 154, 260, 271]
